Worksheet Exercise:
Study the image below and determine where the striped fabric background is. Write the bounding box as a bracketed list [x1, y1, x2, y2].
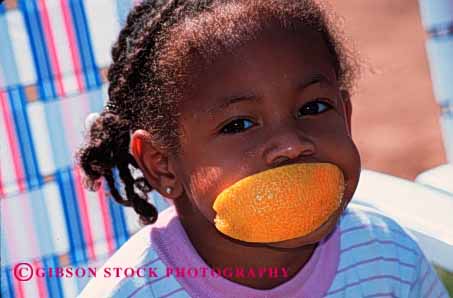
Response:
[418, 0, 453, 163]
[0, 1, 171, 297]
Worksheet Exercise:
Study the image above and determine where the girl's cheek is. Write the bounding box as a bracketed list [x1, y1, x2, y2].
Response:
[187, 165, 225, 218]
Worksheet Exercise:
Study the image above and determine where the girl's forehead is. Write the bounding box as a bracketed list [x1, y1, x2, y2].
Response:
[179, 28, 337, 116]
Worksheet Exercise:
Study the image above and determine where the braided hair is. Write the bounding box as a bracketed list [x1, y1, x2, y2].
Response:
[76, 0, 359, 226]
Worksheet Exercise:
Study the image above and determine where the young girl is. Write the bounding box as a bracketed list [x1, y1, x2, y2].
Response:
[76, 0, 448, 297]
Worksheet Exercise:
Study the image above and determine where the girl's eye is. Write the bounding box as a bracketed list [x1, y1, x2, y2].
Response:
[297, 100, 332, 118]
[220, 119, 255, 134]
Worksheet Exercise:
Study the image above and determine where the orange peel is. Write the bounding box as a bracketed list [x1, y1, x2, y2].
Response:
[212, 163, 345, 243]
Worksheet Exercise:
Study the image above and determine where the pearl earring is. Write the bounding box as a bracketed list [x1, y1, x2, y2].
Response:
[165, 187, 172, 194]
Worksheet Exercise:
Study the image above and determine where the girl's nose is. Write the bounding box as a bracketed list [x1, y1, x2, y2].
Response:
[263, 129, 316, 167]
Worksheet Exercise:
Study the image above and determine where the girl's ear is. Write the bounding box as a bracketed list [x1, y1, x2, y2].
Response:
[130, 129, 183, 200]
[340, 90, 352, 137]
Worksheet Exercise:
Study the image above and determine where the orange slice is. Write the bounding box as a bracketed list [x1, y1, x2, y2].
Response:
[212, 163, 345, 242]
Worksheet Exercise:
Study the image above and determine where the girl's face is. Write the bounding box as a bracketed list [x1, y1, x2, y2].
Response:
[155, 26, 360, 248]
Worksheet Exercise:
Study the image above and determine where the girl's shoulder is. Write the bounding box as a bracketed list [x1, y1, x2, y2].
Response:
[327, 204, 424, 296]
[77, 206, 180, 298]
[338, 203, 423, 258]
[76, 224, 156, 297]
[328, 204, 449, 297]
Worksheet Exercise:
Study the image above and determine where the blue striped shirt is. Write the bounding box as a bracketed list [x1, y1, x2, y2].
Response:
[77, 204, 449, 298]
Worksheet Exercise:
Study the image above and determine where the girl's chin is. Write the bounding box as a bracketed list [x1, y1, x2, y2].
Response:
[263, 208, 342, 249]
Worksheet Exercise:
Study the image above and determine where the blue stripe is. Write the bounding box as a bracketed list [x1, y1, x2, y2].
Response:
[42, 255, 64, 298]
[55, 169, 78, 264]
[1, 266, 15, 298]
[427, 22, 453, 39]
[108, 168, 131, 249]
[68, 0, 102, 90]
[65, 168, 89, 265]
[0, 210, 10, 265]
[0, 4, 5, 15]
[114, 171, 133, 244]
[55, 168, 88, 265]
[44, 99, 71, 169]
[99, 171, 119, 242]
[31, 189, 60, 257]
[19, 0, 56, 100]
[106, 197, 121, 249]
[337, 257, 416, 274]
[7, 86, 43, 190]
[0, 14, 21, 86]
[108, 193, 131, 249]
[327, 275, 412, 296]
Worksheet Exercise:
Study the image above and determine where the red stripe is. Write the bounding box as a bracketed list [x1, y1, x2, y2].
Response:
[12, 276, 25, 298]
[32, 259, 48, 298]
[59, 0, 84, 92]
[73, 166, 96, 260]
[0, 91, 26, 192]
[38, 0, 66, 97]
[0, 167, 5, 198]
[97, 185, 116, 255]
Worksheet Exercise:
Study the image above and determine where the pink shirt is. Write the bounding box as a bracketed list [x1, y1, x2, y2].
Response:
[151, 206, 340, 297]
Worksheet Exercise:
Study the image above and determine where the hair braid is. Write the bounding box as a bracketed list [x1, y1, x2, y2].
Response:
[78, 0, 189, 225]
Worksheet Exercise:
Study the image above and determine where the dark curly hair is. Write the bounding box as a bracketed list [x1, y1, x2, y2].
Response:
[75, 0, 359, 226]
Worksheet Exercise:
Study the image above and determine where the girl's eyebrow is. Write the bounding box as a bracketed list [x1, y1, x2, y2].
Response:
[297, 73, 332, 91]
[205, 73, 332, 115]
[206, 93, 260, 115]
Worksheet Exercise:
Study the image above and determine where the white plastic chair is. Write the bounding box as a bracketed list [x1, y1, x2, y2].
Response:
[416, 164, 453, 195]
